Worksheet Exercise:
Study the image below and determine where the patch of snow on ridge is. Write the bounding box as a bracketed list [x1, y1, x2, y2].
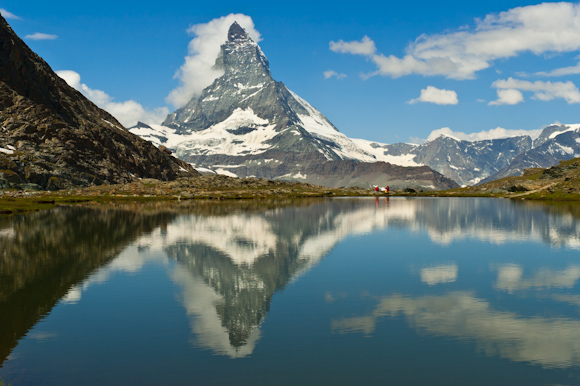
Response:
[549, 124, 580, 139]
[0, 147, 14, 155]
[129, 124, 180, 147]
[215, 169, 238, 177]
[351, 138, 422, 167]
[288, 89, 339, 137]
[169, 108, 279, 157]
[287, 89, 385, 162]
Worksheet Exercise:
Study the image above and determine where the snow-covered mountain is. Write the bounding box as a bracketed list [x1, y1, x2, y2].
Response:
[130, 22, 580, 187]
[353, 123, 580, 186]
[130, 22, 457, 191]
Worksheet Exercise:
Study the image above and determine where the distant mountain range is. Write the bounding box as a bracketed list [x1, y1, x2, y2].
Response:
[0, 15, 197, 191]
[131, 22, 580, 188]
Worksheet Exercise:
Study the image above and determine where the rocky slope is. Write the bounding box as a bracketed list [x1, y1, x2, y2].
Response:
[481, 124, 580, 183]
[446, 157, 580, 200]
[0, 15, 198, 191]
[132, 22, 457, 191]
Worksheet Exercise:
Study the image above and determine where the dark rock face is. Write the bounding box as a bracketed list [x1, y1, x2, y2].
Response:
[0, 15, 198, 190]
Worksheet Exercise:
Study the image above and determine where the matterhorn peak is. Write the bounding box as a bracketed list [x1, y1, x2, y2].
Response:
[228, 22, 251, 43]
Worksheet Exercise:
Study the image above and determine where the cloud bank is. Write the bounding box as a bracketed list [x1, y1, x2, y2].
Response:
[166, 14, 261, 108]
[25, 32, 58, 41]
[408, 86, 458, 105]
[57, 70, 169, 127]
[424, 126, 542, 143]
[0, 8, 20, 20]
[330, 2, 580, 80]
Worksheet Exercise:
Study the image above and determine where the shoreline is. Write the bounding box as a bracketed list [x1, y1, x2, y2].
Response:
[1, 181, 578, 217]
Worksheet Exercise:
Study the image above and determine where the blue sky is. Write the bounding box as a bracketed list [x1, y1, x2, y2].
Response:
[3, 0, 580, 143]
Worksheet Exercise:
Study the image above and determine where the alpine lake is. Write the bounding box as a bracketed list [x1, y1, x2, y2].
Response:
[1, 197, 580, 386]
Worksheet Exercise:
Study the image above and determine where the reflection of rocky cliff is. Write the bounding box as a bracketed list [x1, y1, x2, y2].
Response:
[0, 207, 177, 366]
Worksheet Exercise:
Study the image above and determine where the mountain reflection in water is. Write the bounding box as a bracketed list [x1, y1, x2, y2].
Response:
[0, 197, 579, 371]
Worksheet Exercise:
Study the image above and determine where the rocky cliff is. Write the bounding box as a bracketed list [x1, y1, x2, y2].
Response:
[0, 15, 198, 190]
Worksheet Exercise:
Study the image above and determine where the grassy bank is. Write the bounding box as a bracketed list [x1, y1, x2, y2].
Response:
[3, 158, 580, 216]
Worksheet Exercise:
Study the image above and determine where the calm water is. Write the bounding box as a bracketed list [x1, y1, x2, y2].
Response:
[1, 197, 580, 385]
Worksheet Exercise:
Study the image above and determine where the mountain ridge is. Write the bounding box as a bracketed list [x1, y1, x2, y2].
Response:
[0, 15, 198, 190]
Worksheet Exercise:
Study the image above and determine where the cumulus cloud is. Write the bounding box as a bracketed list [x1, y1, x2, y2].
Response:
[57, 70, 169, 127]
[166, 14, 261, 108]
[492, 77, 580, 104]
[425, 126, 542, 143]
[330, 2, 580, 80]
[329, 36, 376, 56]
[0, 8, 20, 19]
[323, 70, 347, 80]
[25, 32, 58, 41]
[407, 86, 458, 105]
[488, 88, 524, 106]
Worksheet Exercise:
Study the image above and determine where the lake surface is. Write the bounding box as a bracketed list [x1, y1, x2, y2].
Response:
[1, 197, 580, 385]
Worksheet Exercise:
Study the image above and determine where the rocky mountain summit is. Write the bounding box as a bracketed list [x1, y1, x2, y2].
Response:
[0, 15, 198, 191]
[134, 22, 458, 191]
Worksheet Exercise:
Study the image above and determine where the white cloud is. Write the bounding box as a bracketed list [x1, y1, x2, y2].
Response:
[0, 8, 20, 19]
[426, 126, 542, 142]
[492, 77, 580, 104]
[536, 61, 580, 77]
[408, 86, 458, 105]
[57, 70, 169, 127]
[323, 70, 347, 80]
[488, 88, 524, 106]
[166, 14, 261, 109]
[329, 36, 376, 56]
[25, 32, 58, 41]
[331, 2, 580, 80]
